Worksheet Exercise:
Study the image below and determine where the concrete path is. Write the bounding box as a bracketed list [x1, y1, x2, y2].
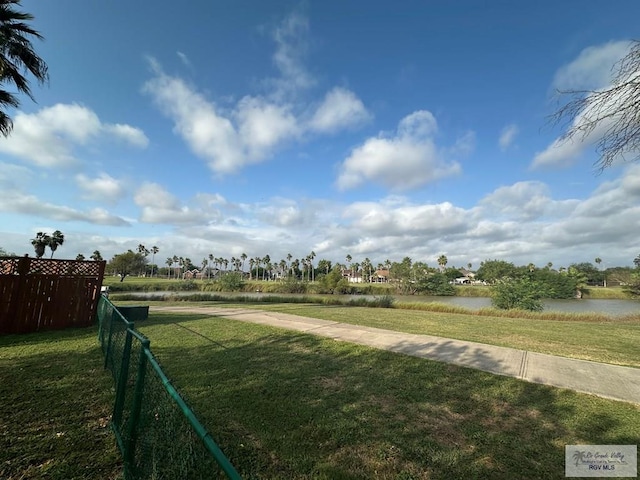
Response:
[152, 306, 640, 405]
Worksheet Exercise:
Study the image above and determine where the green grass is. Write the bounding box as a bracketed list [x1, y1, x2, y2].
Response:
[0, 327, 121, 480]
[137, 312, 640, 480]
[241, 303, 640, 367]
[118, 299, 640, 367]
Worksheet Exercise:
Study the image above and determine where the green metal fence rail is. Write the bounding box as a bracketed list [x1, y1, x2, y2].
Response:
[97, 295, 241, 479]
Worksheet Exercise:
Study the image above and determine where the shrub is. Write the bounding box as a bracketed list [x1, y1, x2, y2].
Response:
[491, 278, 544, 311]
[415, 273, 456, 296]
[216, 272, 245, 292]
[275, 277, 308, 294]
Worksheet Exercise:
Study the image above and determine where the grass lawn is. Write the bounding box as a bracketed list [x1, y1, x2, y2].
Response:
[138, 312, 640, 480]
[0, 327, 121, 480]
[230, 302, 640, 368]
[119, 300, 640, 368]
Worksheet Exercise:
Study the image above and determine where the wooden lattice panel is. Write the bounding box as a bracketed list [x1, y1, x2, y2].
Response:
[0, 257, 19, 274]
[0, 256, 106, 334]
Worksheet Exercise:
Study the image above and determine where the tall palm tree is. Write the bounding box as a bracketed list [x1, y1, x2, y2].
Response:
[262, 255, 270, 281]
[0, 0, 48, 136]
[149, 246, 159, 277]
[30, 231, 49, 258]
[172, 255, 178, 279]
[241, 253, 247, 273]
[249, 258, 255, 280]
[595, 257, 605, 287]
[48, 230, 64, 258]
[208, 253, 214, 279]
[165, 257, 173, 278]
[309, 251, 316, 282]
[362, 258, 371, 283]
[437, 255, 447, 271]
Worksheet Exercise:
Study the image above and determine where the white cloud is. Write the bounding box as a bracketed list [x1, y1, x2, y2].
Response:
[143, 11, 372, 176]
[499, 124, 518, 151]
[177, 51, 192, 68]
[144, 67, 369, 175]
[235, 96, 299, 159]
[75, 173, 125, 204]
[480, 181, 577, 220]
[343, 199, 471, 236]
[3, 166, 640, 269]
[134, 182, 221, 225]
[0, 189, 130, 226]
[270, 12, 315, 96]
[0, 103, 148, 168]
[309, 87, 372, 133]
[336, 110, 464, 191]
[0, 162, 33, 189]
[104, 124, 149, 148]
[553, 41, 631, 91]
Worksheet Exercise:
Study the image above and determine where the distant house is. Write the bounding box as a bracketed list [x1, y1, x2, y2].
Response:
[341, 268, 363, 283]
[183, 269, 204, 280]
[371, 269, 390, 283]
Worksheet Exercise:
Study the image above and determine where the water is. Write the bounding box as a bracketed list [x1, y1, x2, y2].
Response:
[123, 291, 640, 316]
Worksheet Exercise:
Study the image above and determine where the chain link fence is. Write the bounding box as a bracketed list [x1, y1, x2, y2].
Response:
[97, 295, 241, 479]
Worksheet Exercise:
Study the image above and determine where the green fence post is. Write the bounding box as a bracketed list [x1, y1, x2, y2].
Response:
[112, 325, 134, 428]
[103, 306, 116, 370]
[123, 338, 150, 475]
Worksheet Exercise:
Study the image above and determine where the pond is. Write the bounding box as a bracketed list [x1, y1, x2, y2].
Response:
[123, 291, 640, 316]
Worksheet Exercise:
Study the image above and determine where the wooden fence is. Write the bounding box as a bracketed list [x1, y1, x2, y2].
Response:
[0, 256, 106, 334]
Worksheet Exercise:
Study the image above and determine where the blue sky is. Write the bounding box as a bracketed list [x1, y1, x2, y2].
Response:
[2, 0, 640, 270]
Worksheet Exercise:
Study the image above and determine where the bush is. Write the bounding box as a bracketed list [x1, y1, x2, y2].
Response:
[415, 273, 456, 296]
[491, 278, 544, 311]
[275, 277, 308, 294]
[216, 272, 245, 292]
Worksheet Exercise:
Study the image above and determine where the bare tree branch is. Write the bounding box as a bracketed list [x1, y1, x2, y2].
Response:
[550, 40, 640, 172]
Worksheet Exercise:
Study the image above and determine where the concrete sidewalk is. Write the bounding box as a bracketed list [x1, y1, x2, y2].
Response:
[152, 306, 640, 404]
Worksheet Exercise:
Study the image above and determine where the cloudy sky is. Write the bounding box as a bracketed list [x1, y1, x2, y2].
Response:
[2, 1, 640, 269]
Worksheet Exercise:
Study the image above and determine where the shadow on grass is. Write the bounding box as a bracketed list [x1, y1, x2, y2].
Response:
[0, 327, 121, 480]
[137, 314, 640, 480]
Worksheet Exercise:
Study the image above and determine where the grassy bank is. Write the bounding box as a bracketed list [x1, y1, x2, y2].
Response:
[252, 303, 640, 367]
[0, 327, 121, 480]
[138, 312, 640, 479]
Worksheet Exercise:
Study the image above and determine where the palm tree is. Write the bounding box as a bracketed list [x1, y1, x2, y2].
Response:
[249, 258, 255, 280]
[262, 255, 270, 280]
[0, 0, 48, 136]
[48, 230, 64, 258]
[172, 255, 178, 279]
[363, 257, 372, 283]
[208, 253, 214, 279]
[595, 257, 605, 287]
[437, 255, 447, 271]
[241, 253, 247, 273]
[308, 251, 316, 282]
[165, 257, 173, 278]
[345, 254, 352, 279]
[150, 246, 159, 277]
[30, 232, 48, 258]
[286, 253, 292, 277]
